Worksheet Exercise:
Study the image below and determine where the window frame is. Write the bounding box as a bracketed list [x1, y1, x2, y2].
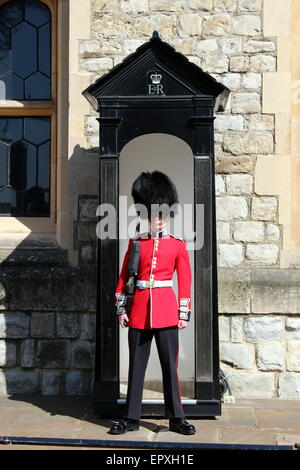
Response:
[0, 0, 57, 227]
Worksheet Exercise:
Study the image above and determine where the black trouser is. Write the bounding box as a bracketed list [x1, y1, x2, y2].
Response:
[124, 326, 185, 420]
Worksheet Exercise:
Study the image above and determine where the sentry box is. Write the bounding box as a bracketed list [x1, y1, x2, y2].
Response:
[82, 32, 230, 419]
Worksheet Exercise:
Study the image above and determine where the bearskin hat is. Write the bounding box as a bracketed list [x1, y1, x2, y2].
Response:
[131, 170, 179, 219]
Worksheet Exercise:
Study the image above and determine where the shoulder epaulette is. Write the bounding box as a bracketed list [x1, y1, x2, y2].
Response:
[169, 233, 186, 242]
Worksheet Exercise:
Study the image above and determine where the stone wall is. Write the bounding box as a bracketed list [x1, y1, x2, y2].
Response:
[219, 268, 300, 398]
[0, 195, 97, 395]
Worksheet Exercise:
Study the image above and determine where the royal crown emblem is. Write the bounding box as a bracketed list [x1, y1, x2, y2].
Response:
[150, 72, 162, 84]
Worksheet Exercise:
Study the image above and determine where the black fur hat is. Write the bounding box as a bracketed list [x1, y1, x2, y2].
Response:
[131, 170, 179, 219]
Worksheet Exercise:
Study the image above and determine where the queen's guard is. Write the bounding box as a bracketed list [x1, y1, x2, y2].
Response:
[108, 171, 196, 436]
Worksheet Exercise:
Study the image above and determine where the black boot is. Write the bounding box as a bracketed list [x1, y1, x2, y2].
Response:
[169, 417, 196, 435]
[108, 418, 140, 435]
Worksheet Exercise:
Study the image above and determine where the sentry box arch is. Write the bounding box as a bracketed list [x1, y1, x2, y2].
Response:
[82, 31, 230, 418]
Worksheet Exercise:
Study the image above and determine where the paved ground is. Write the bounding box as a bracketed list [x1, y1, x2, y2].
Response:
[0, 395, 299, 450]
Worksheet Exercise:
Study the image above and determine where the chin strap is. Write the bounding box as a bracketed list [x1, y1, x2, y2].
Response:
[178, 298, 191, 321]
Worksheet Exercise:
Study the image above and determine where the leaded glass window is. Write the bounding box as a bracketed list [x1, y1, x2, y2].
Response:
[0, 0, 51, 100]
[0, 116, 50, 215]
[0, 0, 53, 217]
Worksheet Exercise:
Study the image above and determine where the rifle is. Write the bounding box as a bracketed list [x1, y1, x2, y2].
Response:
[125, 240, 140, 316]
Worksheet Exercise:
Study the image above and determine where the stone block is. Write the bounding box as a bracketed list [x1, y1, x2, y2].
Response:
[123, 39, 145, 55]
[86, 135, 99, 149]
[221, 369, 275, 397]
[0, 313, 30, 339]
[217, 72, 241, 91]
[92, 0, 119, 12]
[242, 72, 261, 90]
[150, 14, 177, 36]
[80, 37, 122, 56]
[80, 57, 113, 73]
[219, 244, 244, 267]
[286, 341, 300, 371]
[225, 174, 253, 194]
[278, 373, 300, 398]
[31, 312, 55, 338]
[79, 40, 101, 57]
[71, 342, 95, 369]
[215, 175, 225, 195]
[251, 196, 277, 221]
[216, 196, 248, 220]
[41, 371, 62, 396]
[231, 316, 243, 342]
[92, 13, 132, 39]
[0, 340, 16, 367]
[202, 14, 231, 36]
[121, 0, 149, 12]
[251, 270, 300, 314]
[219, 316, 230, 341]
[201, 54, 229, 73]
[189, 0, 213, 10]
[0, 369, 39, 394]
[246, 244, 279, 264]
[230, 56, 249, 72]
[265, 224, 280, 241]
[84, 116, 99, 134]
[21, 339, 36, 368]
[243, 40, 275, 53]
[244, 316, 283, 343]
[196, 38, 218, 54]
[186, 56, 201, 67]
[217, 222, 231, 242]
[233, 221, 264, 242]
[79, 314, 96, 340]
[249, 54, 276, 72]
[220, 342, 255, 369]
[232, 15, 261, 36]
[0, 281, 6, 302]
[65, 371, 92, 396]
[178, 13, 202, 36]
[214, 0, 238, 11]
[57, 313, 79, 338]
[79, 197, 98, 221]
[79, 243, 96, 265]
[239, 0, 262, 11]
[223, 130, 273, 155]
[220, 37, 242, 55]
[78, 223, 97, 242]
[256, 342, 285, 371]
[171, 38, 194, 55]
[218, 267, 251, 313]
[216, 156, 254, 174]
[246, 114, 274, 130]
[214, 115, 244, 131]
[231, 92, 261, 113]
[286, 318, 300, 340]
[37, 340, 70, 368]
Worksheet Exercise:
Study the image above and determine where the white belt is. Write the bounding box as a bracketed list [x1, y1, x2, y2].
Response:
[136, 280, 173, 289]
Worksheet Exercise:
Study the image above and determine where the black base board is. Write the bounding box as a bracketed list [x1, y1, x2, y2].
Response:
[93, 400, 221, 418]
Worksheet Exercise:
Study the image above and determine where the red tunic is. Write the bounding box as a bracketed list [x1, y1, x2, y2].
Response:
[115, 232, 192, 329]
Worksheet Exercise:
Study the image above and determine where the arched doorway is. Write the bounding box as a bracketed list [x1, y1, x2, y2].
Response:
[119, 133, 194, 399]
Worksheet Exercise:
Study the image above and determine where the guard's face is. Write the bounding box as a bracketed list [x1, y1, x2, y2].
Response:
[148, 214, 169, 232]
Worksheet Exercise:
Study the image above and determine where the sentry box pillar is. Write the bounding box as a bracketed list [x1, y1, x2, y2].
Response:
[82, 32, 230, 418]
